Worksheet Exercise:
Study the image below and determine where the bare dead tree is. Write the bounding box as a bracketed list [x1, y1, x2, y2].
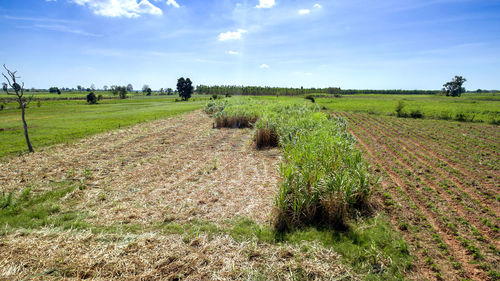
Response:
[2, 65, 34, 153]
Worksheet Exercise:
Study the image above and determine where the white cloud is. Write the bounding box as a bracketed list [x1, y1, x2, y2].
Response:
[259, 64, 270, 69]
[255, 0, 275, 9]
[46, 0, 57, 2]
[166, 0, 180, 8]
[226, 50, 240, 55]
[71, 0, 162, 18]
[298, 9, 310, 15]
[218, 29, 248, 41]
[313, 3, 322, 9]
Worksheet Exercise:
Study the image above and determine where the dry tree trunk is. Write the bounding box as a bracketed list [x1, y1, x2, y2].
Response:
[20, 99, 34, 152]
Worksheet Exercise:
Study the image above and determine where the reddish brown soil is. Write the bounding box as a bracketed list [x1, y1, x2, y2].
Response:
[337, 112, 499, 281]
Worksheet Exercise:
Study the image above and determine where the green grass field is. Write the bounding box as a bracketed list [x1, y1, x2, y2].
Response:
[315, 94, 500, 124]
[0, 96, 207, 158]
[1, 93, 498, 158]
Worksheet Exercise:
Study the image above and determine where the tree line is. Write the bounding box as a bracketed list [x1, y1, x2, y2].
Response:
[195, 85, 441, 96]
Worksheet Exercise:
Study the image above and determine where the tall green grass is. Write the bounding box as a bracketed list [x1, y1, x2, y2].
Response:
[206, 97, 373, 230]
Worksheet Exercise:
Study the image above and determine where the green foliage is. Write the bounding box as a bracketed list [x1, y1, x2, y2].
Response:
[177, 77, 194, 101]
[304, 95, 315, 103]
[284, 216, 413, 280]
[86, 92, 97, 104]
[395, 101, 406, 117]
[443, 76, 467, 97]
[0, 182, 88, 231]
[111, 86, 128, 99]
[196, 85, 437, 96]
[206, 97, 373, 230]
[409, 109, 424, 119]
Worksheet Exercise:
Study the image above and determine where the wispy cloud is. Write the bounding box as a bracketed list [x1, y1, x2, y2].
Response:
[226, 50, 240, 55]
[71, 0, 162, 18]
[218, 29, 248, 41]
[259, 64, 270, 69]
[166, 0, 180, 8]
[313, 4, 322, 9]
[2, 15, 75, 24]
[35, 24, 100, 37]
[298, 9, 310, 15]
[293, 71, 313, 76]
[255, 0, 275, 9]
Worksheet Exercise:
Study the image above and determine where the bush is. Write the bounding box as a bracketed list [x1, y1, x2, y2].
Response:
[36, 101, 41, 108]
[86, 92, 97, 104]
[454, 112, 476, 122]
[395, 101, 407, 117]
[409, 109, 424, 119]
[305, 95, 315, 103]
[0, 104, 4, 111]
[97, 94, 103, 101]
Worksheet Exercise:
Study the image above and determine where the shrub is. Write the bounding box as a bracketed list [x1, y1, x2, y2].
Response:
[454, 112, 468, 122]
[409, 109, 424, 119]
[0, 104, 4, 111]
[489, 118, 500, 125]
[86, 92, 97, 104]
[97, 94, 103, 101]
[36, 101, 41, 108]
[305, 95, 315, 103]
[395, 101, 407, 118]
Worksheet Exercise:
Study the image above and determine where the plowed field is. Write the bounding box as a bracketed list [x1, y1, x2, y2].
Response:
[339, 112, 499, 280]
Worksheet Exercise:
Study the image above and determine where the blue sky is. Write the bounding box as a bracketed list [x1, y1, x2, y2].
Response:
[0, 0, 499, 90]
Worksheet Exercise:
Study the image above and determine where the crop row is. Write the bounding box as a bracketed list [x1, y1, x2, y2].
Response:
[342, 112, 499, 280]
[205, 98, 373, 230]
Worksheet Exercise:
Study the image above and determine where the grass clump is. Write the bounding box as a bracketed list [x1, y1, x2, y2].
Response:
[206, 97, 373, 230]
[0, 181, 88, 231]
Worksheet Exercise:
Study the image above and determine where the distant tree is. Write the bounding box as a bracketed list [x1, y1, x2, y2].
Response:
[90, 84, 96, 91]
[49, 87, 61, 94]
[142, 84, 152, 96]
[111, 86, 128, 99]
[443, 76, 467, 97]
[159, 88, 164, 95]
[77, 85, 83, 91]
[176, 77, 193, 101]
[166, 88, 173, 95]
[86, 92, 97, 104]
[126, 84, 134, 92]
[2, 65, 34, 152]
[103, 85, 109, 91]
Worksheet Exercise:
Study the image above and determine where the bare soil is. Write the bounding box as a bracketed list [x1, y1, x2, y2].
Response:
[340, 112, 499, 281]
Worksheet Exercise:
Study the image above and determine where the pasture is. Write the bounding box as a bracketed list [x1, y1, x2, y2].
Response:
[316, 93, 500, 124]
[0, 94, 498, 280]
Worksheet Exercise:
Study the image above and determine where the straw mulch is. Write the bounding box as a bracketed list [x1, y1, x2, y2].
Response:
[0, 229, 355, 280]
[0, 111, 281, 225]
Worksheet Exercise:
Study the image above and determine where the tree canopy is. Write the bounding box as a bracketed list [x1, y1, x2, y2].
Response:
[443, 76, 467, 97]
[177, 77, 193, 101]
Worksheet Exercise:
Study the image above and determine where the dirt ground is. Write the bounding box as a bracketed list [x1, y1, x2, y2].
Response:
[340, 112, 499, 281]
[0, 111, 354, 280]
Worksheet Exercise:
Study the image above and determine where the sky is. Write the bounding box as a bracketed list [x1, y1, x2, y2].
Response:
[0, 0, 499, 90]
